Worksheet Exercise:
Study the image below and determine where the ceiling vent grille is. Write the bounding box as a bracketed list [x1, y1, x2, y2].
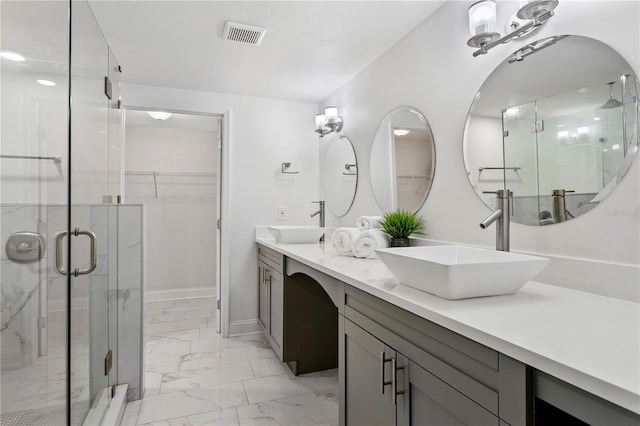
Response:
[223, 22, 267, 46]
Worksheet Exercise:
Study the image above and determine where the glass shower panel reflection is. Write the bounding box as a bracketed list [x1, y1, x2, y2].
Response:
[0, 1, 70, 425]
[502, 102, 540, 225]
[535, 82, 622, 222]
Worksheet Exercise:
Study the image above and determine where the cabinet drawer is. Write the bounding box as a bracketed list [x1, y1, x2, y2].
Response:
[258, 244, 284, 274]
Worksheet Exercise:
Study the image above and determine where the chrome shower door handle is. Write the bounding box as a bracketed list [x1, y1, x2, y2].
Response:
[55, 228, 97, 276]
[74, 228, 97, 276]
[55, 231, 68, 275]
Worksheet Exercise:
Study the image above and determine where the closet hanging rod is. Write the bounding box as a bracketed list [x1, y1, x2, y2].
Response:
[125, 171, 216, 177]
[1, 154, 62, 163]
[397, 174, 428, 179]
[478, 167, 521, 172]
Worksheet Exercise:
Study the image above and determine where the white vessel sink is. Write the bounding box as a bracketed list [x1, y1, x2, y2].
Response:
[375, 245, 549, 299]
[267, 226, 325, 244]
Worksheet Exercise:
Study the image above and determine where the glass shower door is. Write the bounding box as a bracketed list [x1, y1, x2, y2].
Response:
[1, 1, 121, 425]
[1, 2, 71, 425]
[69, 1, 121, 424]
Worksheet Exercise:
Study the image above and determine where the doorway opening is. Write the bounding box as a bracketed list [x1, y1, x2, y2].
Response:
[123, 108, 224, 334]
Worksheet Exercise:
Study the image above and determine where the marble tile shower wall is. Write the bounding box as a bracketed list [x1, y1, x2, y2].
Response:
[0, 204, 143, 418]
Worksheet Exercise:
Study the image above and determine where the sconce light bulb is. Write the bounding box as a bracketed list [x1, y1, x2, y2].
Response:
[315, 114, 327, 129]
[324, 107, 339, 123]
[468, 0, 497, 36]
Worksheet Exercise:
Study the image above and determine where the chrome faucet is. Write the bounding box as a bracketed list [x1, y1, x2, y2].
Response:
[310, 201, 325, 241]
[479, 189, 512, 251]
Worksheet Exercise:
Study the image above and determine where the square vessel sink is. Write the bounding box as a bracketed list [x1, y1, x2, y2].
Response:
[375, 245, 549, 299]
[267, 226, 325, 244]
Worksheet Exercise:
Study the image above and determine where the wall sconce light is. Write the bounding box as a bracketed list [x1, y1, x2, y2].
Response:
[467, 0, 558, 57]
[315, 106, 344, 137]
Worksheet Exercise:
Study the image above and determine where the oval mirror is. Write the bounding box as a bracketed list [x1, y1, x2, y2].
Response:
[464, 35, 639, 225]
[370, 107, 435, 213]
[323, 134, 358, 217]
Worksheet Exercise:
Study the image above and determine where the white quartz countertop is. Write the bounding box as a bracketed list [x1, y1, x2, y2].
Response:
[255, 234, 640, 415]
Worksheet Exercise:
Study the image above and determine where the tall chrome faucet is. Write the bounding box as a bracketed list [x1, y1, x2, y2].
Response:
[479, 189, 512, 251]
[310, 201, 325, 241]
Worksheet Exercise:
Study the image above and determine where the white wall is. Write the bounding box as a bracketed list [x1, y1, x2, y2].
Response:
[122, 83, 320, 335]
[322, 1, 640, 300]
[124, 120, 218, 297]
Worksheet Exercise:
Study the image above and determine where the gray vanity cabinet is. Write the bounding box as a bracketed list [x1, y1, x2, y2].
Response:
[341, 285, 527, 426]
[343, 318, 498, 426]
[257, 245, 284, 360]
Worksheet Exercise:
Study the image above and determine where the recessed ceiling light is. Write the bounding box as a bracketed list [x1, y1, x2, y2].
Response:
[394, 129, 410, 136]
[594, 117, 601, 121]
[37, 79, 56, 86]
[0, 51, 26, 61]
[148, 111, 172, 120]
[612, 144, 620, 150]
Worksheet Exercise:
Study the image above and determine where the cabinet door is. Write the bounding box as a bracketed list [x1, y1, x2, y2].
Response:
[268, 270, 283, 351]
[258, 263, 268, 330]
[397, 355, 498, 426]
[344, 319, 396, 426]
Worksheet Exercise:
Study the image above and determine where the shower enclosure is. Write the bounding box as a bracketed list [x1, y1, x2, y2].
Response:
[1, 2, 141, 425]
[502, 78, 635, 225]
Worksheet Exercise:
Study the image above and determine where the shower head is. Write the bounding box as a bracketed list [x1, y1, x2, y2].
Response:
[600, 82, 622, 109]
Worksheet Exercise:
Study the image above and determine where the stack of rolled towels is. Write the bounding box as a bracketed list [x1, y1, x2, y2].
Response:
[332, 216, 390, 258]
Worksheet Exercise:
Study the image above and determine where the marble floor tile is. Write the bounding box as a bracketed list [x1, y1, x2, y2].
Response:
[146, 341, 191, 360]
[249, 357, 288, 378]
[146, 328, 200, 343]
[161, 362, 255, 393]
[138, 406, 239, 426]
[121, 400, 142, 426]
[144, 355, 181, 375]
[134, 298, 338, 425]
[144, 372, 164, 396]
[198, 327, 219, 339]
[148, 309, 215, 324]
[136, 382, 248, 424]
[146, 318, 210, 334]
[242, 374, 322, 404]
[236, 391, 339, 426]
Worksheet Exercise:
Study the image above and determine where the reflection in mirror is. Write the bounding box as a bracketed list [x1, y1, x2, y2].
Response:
[370, 107, 435, 214]
[464, 35, 639, 225]
[323, 134, 357, 217]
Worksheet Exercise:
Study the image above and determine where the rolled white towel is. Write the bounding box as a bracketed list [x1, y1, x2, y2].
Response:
[332, 227, 360, 255]
[356, 215, 384, 231]
[351, 229, 390, 258]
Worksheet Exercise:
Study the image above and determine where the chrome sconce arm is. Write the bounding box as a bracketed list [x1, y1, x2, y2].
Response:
[467, 0, 559, 57]
[314, 106, 344, 137]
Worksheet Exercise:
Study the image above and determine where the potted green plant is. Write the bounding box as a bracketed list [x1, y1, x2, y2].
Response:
[379, 210, 424, 247]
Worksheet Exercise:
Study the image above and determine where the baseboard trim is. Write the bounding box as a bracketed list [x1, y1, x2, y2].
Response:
[144, 287, 216, 302]
[228, 319, 261, 337]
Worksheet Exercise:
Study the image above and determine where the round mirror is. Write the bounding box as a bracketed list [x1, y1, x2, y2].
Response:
[323, 134, 358, 217]
[370, 107, 435, 213]
[464, 35, 639, 225]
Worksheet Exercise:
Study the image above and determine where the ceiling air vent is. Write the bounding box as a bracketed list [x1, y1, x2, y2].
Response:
[223, 22, 267, 46]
